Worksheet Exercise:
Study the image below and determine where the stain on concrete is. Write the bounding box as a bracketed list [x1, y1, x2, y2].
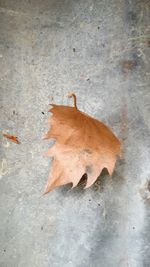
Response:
[121, 59, 137, 73]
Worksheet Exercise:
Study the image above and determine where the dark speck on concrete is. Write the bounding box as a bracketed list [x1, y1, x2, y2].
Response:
[41, 112, 45, 115]
[73, 48, 76, 52]
[13, 110, 18, 115]
[41, 226, 43, 230]
[127, 11, 137, 23]
[146, 40, 150, 47]
[42, 24, 51, 29]
[147, 181, 150, 192]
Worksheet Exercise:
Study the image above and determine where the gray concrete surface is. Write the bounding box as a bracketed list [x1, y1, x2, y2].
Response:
[0, 0, 150, 266]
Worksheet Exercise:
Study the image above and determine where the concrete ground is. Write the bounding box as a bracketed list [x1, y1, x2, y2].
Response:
[0, 0, 150, 266]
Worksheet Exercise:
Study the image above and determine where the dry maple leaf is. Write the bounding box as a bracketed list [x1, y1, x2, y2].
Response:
[44, 93, 121, 193]
[2, 133, 20, 144]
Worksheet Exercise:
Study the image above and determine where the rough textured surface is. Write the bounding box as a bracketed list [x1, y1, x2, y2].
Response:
[0, 0, 150, 266]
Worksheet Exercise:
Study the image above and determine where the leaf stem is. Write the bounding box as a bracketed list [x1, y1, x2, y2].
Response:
[67, 93, 77, 110]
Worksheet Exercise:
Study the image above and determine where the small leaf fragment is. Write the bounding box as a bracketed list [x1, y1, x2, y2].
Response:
[3, 133, 20, 144]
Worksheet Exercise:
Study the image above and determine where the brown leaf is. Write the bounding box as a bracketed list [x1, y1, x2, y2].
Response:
[44, 93, 121, 193]
[3, 133, 20, 144]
